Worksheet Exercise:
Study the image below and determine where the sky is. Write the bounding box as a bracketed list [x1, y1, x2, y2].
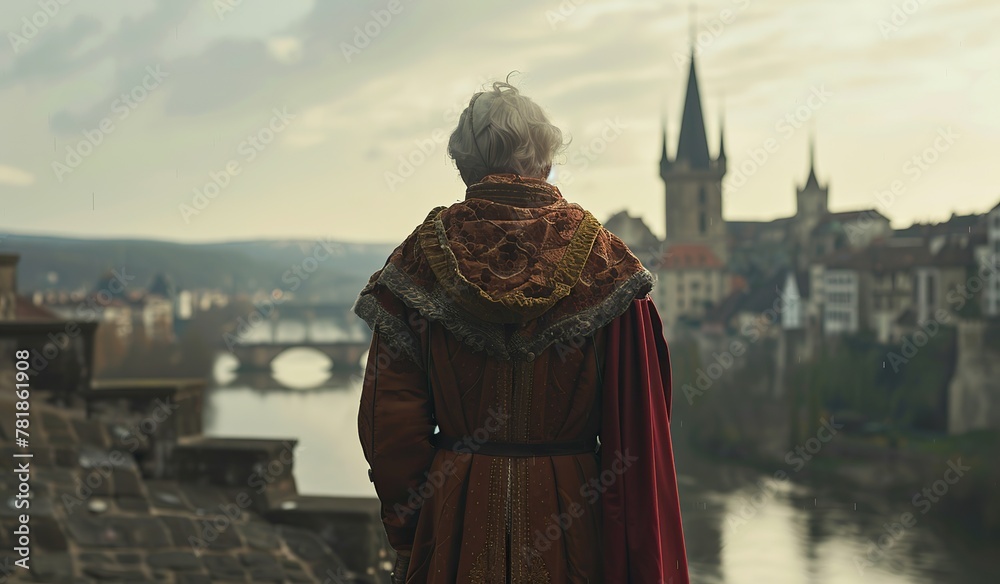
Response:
[0, 0, 997, 244]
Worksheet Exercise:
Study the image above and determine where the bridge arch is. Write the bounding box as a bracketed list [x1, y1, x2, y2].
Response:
[228, 340, 369, 372]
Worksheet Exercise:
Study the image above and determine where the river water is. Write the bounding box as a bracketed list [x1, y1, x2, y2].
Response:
[204, 345, 996, 583]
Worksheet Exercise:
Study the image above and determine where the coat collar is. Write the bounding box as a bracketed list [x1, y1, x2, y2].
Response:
[464, 173, 563, 208]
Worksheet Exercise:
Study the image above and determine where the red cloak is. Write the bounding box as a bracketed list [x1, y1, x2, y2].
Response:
[601, 297, 690, 583]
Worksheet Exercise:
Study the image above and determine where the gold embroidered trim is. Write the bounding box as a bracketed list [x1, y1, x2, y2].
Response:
[418, 207, 602, 324]
[511, 361, 550, 583]
[471, 454, 507, 583]
[469, 360, 550, 583]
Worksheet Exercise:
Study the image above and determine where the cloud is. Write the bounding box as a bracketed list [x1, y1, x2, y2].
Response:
[0, 164, 35, 186]
[267, 36, 303, 64]
[161, 38, 292, 117]
[0, 15, 105, 90]
[0, 0, 998, 242]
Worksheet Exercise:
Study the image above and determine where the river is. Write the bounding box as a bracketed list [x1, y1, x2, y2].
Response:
[204, 347, 996, 583]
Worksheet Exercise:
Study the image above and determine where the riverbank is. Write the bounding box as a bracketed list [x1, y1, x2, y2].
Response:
[680, 423, 1000, 540]
[670, 329, 1000, 541]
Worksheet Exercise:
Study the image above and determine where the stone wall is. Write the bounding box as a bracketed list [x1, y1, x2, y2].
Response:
[948, 319, 1000, 434]
[0, 381, 391, 584]
[0, 253, 17, 321]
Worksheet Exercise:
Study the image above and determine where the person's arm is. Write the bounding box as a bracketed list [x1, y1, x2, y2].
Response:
[357, 286, 436, 569]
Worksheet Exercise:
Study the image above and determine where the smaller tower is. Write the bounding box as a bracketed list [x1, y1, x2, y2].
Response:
[795, 135, 829, 247]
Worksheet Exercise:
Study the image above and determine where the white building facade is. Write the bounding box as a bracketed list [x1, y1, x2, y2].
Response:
[823, 269, 860, 334]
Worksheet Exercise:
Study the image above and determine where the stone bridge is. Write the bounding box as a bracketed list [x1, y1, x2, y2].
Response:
[271, 302, 355, 322]
[257, 302, 367, 342]
[229, 340, 370, 371]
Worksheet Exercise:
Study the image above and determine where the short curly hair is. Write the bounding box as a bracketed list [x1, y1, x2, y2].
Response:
[448, 78, 567, 186]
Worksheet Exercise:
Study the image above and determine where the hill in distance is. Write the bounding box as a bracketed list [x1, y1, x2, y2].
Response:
[0, 233, 397, 303]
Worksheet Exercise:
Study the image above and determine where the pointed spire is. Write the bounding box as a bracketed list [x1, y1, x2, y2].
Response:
[718, 110, 726, 160]
[804, 133, 820, 189]
[660, 121, 669, 164]
[676, 49, 711, 169]
[660, 100, 670, 164]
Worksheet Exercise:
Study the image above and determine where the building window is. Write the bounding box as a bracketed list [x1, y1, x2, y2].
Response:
[699, 212, 707, 234]
[698, 187, 706, 205]
[927, 273, 936, 306]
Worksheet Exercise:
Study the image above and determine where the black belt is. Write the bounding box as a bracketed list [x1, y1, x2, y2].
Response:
[430, 433, 599, 457]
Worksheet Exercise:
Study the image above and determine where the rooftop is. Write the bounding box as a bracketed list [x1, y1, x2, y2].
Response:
[656, 244, 725, 269]
[14, 294, 59, 320]
[821, 243, 933, 271]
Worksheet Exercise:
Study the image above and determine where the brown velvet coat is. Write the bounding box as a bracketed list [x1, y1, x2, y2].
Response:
[353, 174, 670, 583]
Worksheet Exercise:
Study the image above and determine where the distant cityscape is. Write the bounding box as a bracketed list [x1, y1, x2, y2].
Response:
[1, 52, 997, 407]
[604, 51, 1000, 345]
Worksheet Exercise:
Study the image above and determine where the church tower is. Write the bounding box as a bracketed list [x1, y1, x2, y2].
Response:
[794, 136, 829, 246]
[660, 50, 727, 263]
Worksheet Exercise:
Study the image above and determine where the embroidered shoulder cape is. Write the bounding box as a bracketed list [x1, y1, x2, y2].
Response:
[352, 174, 653, 362]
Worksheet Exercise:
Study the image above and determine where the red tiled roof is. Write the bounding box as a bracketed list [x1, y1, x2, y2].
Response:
[14, 295, 59, 320]
[657, 244, 724, 269]
[829, 209, 889, 222]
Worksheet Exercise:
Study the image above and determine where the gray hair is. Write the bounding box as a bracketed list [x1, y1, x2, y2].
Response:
[448, 80, 567, 186]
